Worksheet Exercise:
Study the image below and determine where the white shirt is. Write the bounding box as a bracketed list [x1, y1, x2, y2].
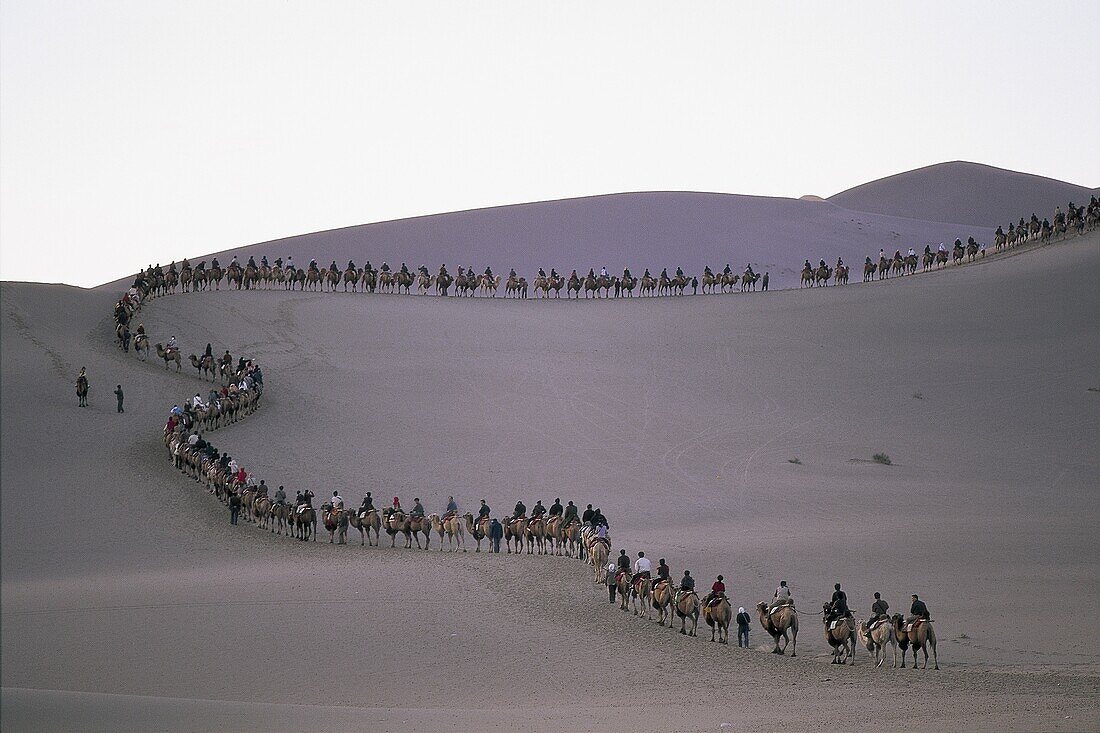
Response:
[596, 525, 608, 539]
[228, 459, 239, 475]
[600, 268, 608, 276]
[187, 433, 199, 445]
[908, 248, 915, 256]
[332, 494, 344, 506]
[775, 585, 791, 599]
[634, 557, 652, 573]
[192, 396, 204, 408]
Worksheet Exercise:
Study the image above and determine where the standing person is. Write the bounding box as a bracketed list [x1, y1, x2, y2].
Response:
[489, 518, 503, 553]
[229, 492, 241, 525]
[762, 272, 769, 291]
[691, 276, 698, 294]
[114, 385, 124, 413]
[607, 560, 618, 603]
[736, 607, 752, 647]
[582, 504, 595, 525]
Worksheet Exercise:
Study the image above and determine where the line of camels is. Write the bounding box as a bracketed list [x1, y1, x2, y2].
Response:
[130, 198, 1097, 301]
[117, 222, 1052, 670]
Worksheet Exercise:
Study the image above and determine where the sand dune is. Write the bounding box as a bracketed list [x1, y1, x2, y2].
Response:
[3, 227, 1099, 731]
[829, 161, 1098, 227]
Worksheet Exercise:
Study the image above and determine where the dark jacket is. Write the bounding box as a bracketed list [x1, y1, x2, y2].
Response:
[831, 589, 849, 615]
[911, 599, 929, 619]
[617, 554, 631, 572]
[872, 599, 889, 615]
[736, 612, 751, 627]
[581, 508, 595, 524]
[488, 520, 504, 539]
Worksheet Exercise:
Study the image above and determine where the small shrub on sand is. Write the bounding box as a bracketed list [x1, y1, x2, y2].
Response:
[872, 453, 892, 466]
[788, 457, 802, 465]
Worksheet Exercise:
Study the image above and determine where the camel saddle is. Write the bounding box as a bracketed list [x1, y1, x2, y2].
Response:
[866, 617, 890, 633]
[706, 594, 726, 609]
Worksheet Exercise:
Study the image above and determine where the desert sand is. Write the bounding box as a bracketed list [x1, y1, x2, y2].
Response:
[3, 197, 1099, 731]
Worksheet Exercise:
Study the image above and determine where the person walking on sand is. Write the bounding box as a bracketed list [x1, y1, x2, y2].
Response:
[736, 606, 751, 647]
[114, 385, 124, 413]
[607, 560, 618, 603]
[229, 492, 241, 525]
[762, 272, 769, 291]
[489, 518, 503, 553]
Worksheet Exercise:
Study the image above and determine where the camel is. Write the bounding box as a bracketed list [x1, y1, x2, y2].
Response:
[294, 504, 316, 541]
[270, 502, 291, 536]
[505, 276, 528, 299]
[382, 508, 409, 548]
[407, 514, 432, 548]
[343, 268, 361, 292]
[253, 495, 273, 529]
[740, 272, 759, 292]
[589, 538, 610, 582]
[800, 267, 815, 288]
[935, 250, 949, 268]
[393, 271, 414, 294]
[76, 375, 89, 407]
[504, 517, 525, 554]
[348, 507, 381, 545]
[524, 517, 548, 555]
[877, 255, 890, 280]
[462, 513, 489, 551]
[892, 615, 938, 669]
[857, 617, 897, 668]
[701, 270, 720, 294]
[966, 238, 982, 262]
[619, 274, 636, 296]
[923, 251, 935, 271]
[155, 344, 182, 371]
[567, 274, 582, 298]
[322, 503, 348, 544]
[189, 354, 216, 381]
[704, 596, 731, 643]
[306, 268, 324, 291]
[952, 244, 965, 265]
[583, 274, 601, 298]
[815, 265, 832, 286]
[615, 569, 632, 611]
[757, 601, 798, 656]
[675, 590, 700, 636]
[478, 274, 500, 297]
[431, 513, 466, 552]
[720, 272, 741, 292]
[631, 575, 652, 619]
[639, 274, 658, 296]
[834, 265, 849, 285]
[822, 606, 856, 665]
[434, 271, 453, 296]
[651, 578, 674, 626]
[133, 333, 149, 360]
[561, 520, 582, 557]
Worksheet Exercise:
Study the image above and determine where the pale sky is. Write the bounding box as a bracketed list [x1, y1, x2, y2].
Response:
[2, 1, 1097, 287]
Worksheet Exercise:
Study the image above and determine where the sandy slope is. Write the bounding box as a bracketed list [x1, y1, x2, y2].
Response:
[2, 233, 1099, 732]
[829, 161, 1098, 227]
[101, 191, 991, 292]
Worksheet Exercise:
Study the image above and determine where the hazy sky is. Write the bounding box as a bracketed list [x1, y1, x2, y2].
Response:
[2, 1, 1097, 287]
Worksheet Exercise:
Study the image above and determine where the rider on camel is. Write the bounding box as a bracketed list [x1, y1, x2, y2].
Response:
[511, 500, 526, 520]
[444, 496, 458, 520]
[562, 501, 578, 526]
[633, 551, 651, 580]
[530, 500, 546, 519]
[410, 498, 425, 518]
[703, 575, 726, 606]
[548, 498, 563, 519]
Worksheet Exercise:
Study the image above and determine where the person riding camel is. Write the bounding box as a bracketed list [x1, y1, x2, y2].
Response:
[166, 335, 178, 355]
[295, 491, 304, 506]
[538, 267, 546, 278]
[745, 264, 755, 278]
[509, 268, 517, 279]
[938, 242, 946, 253]
[592, 508, 608, 528]
[273, 485, 286, 506]
[260, 256, 268, 268]
[285, 256, 293, 271]
[444, 496, 458, 520]
[550, 268, 559, 279]
[869, 592, 890, 625]
[308, 259, 318, 272]
[703, 575, 726, 606]
[587, 268, 595, 278]
[704, 265, 713, 277]
[771, 580, 792, 610]
[247, 256, 256, 268]
[363, 260, 371, 273]
[723, 264, 732, 276]
[655, 559, 670, 583]
[675, 266, 684, 278]
[360, 492, 374, 512]
[865, 256, 873, 265]
[633, 551, 651, 580]
[329, 260, 338, 272]
[616, 549, 631, 574]
[391, 496, 402, 513]
[484, 266, 493, 279]
[678, 570, 696, 599]
[836, 257, 844, 268]
[439, 264, 448, 277]
[643, 268, 652, 278]
[478, 500, 491, 520]
[400, 263, 409, 276]
[819, 259, 826, 269]
[600, 266, 609, 277]
[530, 500, 546, 520]
[410, 498, 425, 518]
[417, 265, 428, 276]
[348, 260, 356, 271]
[907, 594, 930, 624]
[230, 256, 238, 268]
[828, 583, 851, 623]
[622, 268, 631, 279]
[331, 490, 343, 510]
[561, 501, 578, 526]
[511, 500, 526, 520]
[548, 498, 563, 519]
[660, 267, 668, 279]
[380, 261, 390, 273]
[581, 504, 594, 524]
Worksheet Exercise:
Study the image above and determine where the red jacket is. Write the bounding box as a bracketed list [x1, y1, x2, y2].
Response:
[712, 581, 725, 594]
